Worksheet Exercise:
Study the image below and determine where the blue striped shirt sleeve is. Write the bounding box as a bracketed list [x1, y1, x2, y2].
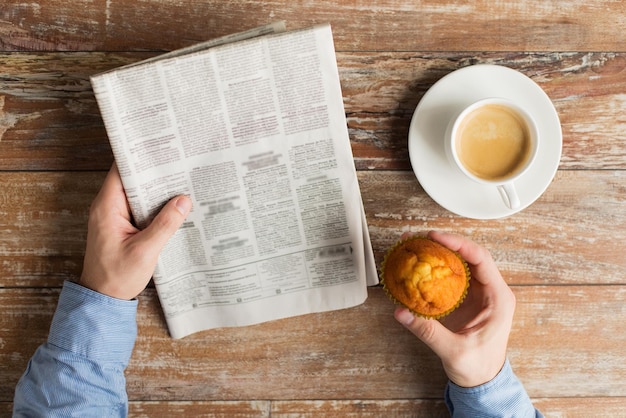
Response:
[13, 280, 138, 417]
[14, 281, 543, 417]
[445, 358, 543, 417]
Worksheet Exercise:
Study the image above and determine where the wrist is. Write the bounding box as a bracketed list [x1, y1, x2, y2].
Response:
[77, 274, 137, 300]
[446, 356, 507, 388]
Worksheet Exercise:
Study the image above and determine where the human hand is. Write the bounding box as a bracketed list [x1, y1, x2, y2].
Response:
[394, 230, 516, 388]
[79, 164, 192, 300]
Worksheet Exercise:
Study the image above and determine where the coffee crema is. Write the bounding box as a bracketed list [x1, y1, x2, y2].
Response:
[455, 104, 531, 181]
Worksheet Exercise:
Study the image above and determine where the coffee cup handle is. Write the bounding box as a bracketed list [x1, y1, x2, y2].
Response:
[498, 182, 521, 210]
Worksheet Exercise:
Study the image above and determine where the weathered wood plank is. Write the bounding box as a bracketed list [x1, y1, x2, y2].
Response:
[0, 288, 58, 402]
[342, 52, 626, 170]
[270, 399, 449, 417]
[129, 400, 271, 417]
[1, 52, 625, 171]
[270, 398, 626, 417]
[2, 286, 625, 402]
[360, 170, 626, 286]
[124, 289, 447, 401]
[526, 398, 626, 417]
[0, 172, 102, 287]
[2, 401, 273, 417]
[3, 398, 626, 417]
[509, 285, 626, 398]
[1, 170, 624, 287]
[132, 286, 626, 400]
[1, 0, 624, 52]
[0, 52, 138, 170]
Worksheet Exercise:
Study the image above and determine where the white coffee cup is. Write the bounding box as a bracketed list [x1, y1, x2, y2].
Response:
[444, 97, 539, 210]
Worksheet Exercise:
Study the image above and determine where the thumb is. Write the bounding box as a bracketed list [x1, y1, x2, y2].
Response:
[137, 195, 192, 252]
[394, 307, 455, 357]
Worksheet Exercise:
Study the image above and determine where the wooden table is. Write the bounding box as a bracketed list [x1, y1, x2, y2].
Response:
[1, 1, 625, 416]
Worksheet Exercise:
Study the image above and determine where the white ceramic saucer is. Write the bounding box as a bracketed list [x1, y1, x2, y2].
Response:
[408, 64, 562, 219]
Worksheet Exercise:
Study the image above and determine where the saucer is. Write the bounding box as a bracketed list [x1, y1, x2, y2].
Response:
[408, 64, 562, 219]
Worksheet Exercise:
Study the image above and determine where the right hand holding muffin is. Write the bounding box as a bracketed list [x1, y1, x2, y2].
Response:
[394, 230, 516, 388]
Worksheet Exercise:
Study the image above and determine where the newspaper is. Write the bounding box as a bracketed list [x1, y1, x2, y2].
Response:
[91, 23, 377, 339]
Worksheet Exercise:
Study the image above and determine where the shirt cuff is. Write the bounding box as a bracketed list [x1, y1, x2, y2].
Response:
[445, 359, 540, 417]
[47, 280, 138, 366]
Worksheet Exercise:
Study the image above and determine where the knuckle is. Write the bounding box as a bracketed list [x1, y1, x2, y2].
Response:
[413, 319, 438, 343]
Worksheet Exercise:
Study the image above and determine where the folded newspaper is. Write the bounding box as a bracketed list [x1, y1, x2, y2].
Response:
[91, 22, 377, 338]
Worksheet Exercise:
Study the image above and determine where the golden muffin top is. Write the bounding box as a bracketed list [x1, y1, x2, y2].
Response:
[382, 237, 469, 318]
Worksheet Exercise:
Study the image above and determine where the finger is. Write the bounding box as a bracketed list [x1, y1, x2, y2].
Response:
[91, 163, 132, 218]
[427, 230, 502, 287]
[427, 230, 485, 264]
[394, 307, 457, 358]
[135, 195, 192, 253]
[429, 231, 516, 330]
[97, 163, 125, 200]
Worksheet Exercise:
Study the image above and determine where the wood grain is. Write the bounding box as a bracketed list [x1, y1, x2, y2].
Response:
[1, 1, 624, 52]
[2, 287, 625, 403]
[128, 401, 271, 417]
[1, 52, 624, 171]
[3, 399, 626, 417]
[1, 170, 623, 287]
[269, 400, 449, 417]
[359, 170, 626, 286]
[0, 172, 101, 287]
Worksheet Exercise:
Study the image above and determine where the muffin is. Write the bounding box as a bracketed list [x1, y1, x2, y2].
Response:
[381, 236, 470, 319]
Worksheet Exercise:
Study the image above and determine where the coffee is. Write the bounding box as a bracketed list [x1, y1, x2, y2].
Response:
[455, 104, 531, 181]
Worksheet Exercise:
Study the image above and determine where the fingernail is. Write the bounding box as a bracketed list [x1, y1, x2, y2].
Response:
[175, 196, 192, 216]
[395, 308, 415, 326]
